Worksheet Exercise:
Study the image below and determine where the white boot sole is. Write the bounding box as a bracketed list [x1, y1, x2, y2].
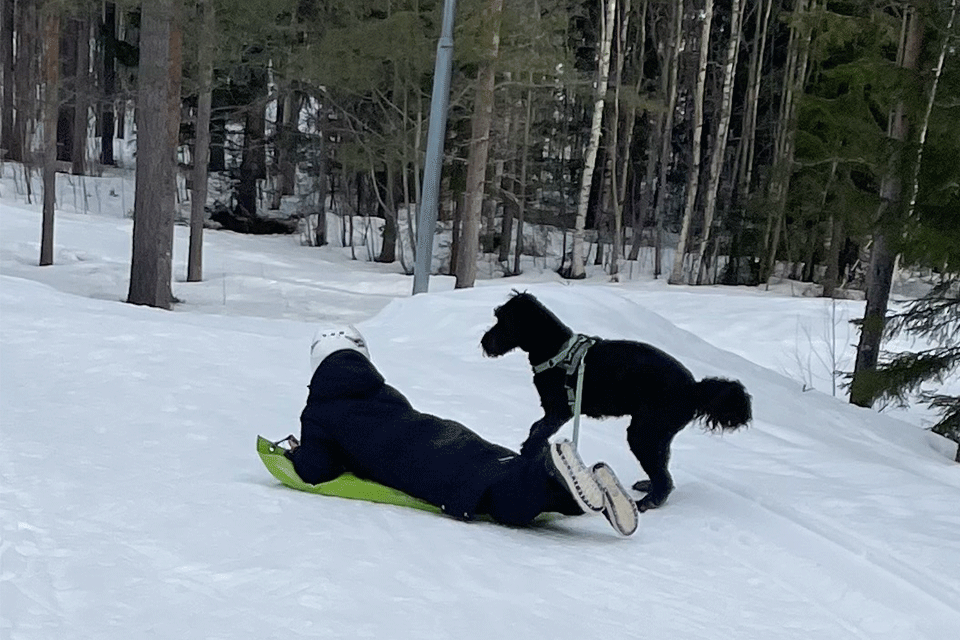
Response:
[549, 440, 604, 512]
[592, 463, 639, 536]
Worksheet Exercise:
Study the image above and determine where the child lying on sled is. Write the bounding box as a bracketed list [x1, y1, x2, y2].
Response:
[276, 325, 638, 536]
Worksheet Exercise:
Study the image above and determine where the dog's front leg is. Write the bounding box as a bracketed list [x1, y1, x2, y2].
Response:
[520, 414, 568, 456]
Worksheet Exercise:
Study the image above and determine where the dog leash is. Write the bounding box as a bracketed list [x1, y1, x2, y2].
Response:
[533, 334, 596, 446]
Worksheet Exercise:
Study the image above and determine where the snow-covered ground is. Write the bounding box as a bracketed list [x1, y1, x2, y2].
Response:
[2, 169, 959, 639]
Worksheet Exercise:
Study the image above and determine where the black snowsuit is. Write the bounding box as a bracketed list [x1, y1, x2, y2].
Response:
[289, 350, 581, 525]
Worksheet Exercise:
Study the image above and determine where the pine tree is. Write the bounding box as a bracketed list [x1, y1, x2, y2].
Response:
[848, 0, 959, 458]
[869, 281, 960, 461]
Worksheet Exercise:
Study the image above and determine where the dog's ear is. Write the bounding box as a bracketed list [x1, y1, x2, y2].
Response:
[509, 289, 533, 301]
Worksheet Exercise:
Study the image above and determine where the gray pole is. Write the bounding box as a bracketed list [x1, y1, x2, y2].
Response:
[412, 0, 457, 295]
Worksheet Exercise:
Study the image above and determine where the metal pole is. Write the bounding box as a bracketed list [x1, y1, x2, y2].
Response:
[412, 0, 457, 295]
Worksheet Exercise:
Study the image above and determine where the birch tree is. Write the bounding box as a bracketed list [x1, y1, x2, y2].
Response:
[668, 0, 714, 284]
[569, 0, 618, 279]
[694, 0, 744, 284]
[736, 0, 773, 203]
[648, 1, 684, 276]
[906, 0, 957, 219]
[760, 0, 814, 285]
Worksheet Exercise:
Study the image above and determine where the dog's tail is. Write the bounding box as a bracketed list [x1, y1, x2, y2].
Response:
[692, 378, 752, 432]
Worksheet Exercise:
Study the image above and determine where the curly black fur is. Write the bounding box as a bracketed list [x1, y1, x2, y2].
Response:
[481, 291, 752, 511]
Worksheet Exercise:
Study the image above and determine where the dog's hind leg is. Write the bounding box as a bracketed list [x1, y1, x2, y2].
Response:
[626, 415, 680, 512]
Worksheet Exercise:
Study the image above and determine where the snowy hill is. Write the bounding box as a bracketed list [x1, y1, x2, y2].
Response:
[2, 196, 959, 639]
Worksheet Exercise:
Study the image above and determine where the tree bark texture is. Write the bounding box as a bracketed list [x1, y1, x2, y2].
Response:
[695, 0, 744, 284]
[100, 2, 116, 165]
[128, 0, 181, 309]
[622, 0, 645, 263]
[906, 0, 956, 217]
[652, 1, 683, 277]
[70, 16, 90, 175]
[760, 0, 813, 285]
[736, 0, 773, 201]
[454, 0, 503, 288]
[40, 5, 59, 267]
[569, 0, 617, 279]
[188, 1, 214, 283]
[669, 0, 714, 284]
[513, 82, 533, 276]
[13, 0, 38, 165]
[1, 0, 14, 159]
[607, 0, 631, 280]
[850, 6, 924, 407]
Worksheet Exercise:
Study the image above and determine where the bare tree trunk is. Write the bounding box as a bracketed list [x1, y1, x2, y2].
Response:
[668, 0, 713, 284]
[695, 0, 744, 284]
[13, 0, 38, 166]
[187, 1, 214, 283]
[71, 16, 90, 175]
[820, 160, 841, 297]
[374, 165, 400, 264]
[407, 97, 423, 260]
[454, 0, 503, 288]
[237, 100, 266, 217]
[513, 79, 533, 276]
[607, 0, 631, 280]
[100, 2, 116, 165]
[271, 90, 301, 209]
[1, 0, 14, 159]
[624, 0, 646, 263]
[652, 1, 683, 277]
[760, 0, 813, 285]
[128, 0, 182, 309]
[628, 109, 659, 262]
[906, 0, 956, 218]
[850, 6, 924, 407]
[497, 105, 515, 264]
[736, 0, 773, 201]
[570, 0, 618, 279]
[40, 5, 59, 267]
[449, 195, 462, 274]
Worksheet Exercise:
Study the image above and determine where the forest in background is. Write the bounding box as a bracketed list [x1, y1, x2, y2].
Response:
[1, 0, 958, 451]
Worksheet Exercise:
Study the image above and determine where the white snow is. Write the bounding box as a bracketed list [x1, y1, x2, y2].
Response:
[2, 168, 959, 639]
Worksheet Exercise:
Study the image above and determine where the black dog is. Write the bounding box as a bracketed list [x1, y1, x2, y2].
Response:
[481, 292, 752, 511]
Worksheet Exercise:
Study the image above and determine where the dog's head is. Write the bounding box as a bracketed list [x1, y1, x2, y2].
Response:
[481, 291, 567, 357]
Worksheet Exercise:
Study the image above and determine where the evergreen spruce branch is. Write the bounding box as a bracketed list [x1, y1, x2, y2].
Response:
[886, 280, 960, 343]
[922, 392, 960, 447]
[871, 347, 960, 406]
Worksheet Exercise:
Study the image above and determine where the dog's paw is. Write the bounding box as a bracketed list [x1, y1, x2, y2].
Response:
[637, 494, 667, 512]
[632, 480, 651, 493]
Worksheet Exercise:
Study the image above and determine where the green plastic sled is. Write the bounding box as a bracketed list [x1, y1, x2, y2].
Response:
[256, 436, 441, 514]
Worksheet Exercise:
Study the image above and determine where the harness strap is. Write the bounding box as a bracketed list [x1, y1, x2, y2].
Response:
[532, 333, 597, 446]
[532, 334, 580, 374]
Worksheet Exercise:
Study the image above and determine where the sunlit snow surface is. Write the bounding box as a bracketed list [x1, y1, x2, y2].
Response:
[2, 175, 959, 639]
